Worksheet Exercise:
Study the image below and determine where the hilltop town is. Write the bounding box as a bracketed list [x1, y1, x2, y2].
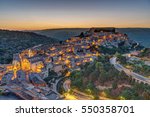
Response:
[0, 28, 149, 100]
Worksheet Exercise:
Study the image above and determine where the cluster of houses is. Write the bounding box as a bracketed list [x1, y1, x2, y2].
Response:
[0, 28, 130, 85]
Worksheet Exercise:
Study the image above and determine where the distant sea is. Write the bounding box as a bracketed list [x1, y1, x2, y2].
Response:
[118, 28, 150, 48]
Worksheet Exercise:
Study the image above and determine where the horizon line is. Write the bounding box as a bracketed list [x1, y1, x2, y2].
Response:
[0, 27, 150, 31]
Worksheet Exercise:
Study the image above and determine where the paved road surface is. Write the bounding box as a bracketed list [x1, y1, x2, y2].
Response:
[110, 57, 150, 85]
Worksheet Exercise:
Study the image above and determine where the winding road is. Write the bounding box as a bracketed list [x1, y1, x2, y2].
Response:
[110, 57, 150, 85]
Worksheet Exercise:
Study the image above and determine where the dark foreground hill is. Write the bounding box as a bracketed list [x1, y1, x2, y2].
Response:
[0, 30, 57, 64]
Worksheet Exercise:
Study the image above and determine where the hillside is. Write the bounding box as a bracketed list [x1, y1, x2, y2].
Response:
[0, 30, 57, 64]
[70, 55, 150, 100]
[35, 28, 88, 40]
[138, 48, 150, 58]
[35, 28, 150, 47]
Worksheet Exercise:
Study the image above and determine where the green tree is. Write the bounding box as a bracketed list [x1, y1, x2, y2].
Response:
[112, 82, 118, 89]
[117, 55, 127, 65]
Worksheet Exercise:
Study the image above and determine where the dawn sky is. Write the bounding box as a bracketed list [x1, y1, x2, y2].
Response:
[0, 0, 150, 30]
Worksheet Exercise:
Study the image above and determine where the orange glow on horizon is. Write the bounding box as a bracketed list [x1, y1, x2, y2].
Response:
[0, 20, 150, 30]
